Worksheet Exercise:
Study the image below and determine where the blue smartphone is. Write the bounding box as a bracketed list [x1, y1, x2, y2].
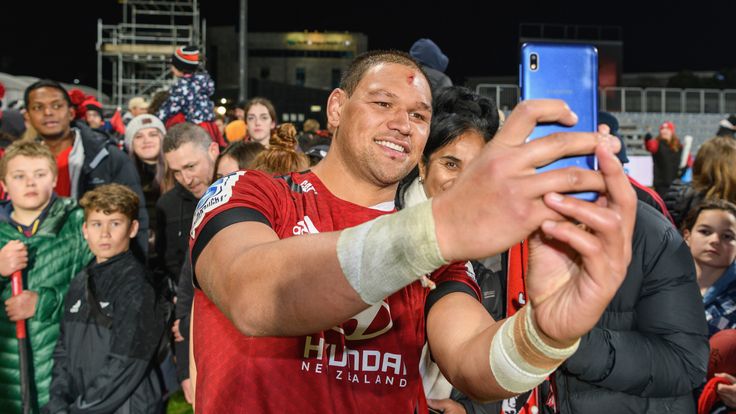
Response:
[520, 43, 599, 201]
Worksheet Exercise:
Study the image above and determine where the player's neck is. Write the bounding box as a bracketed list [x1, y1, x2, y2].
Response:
[312, 153, 397, 208]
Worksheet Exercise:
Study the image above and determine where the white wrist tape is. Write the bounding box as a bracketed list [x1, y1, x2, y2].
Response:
[490, 305, 580, 394]
[336, 199, 448, 305]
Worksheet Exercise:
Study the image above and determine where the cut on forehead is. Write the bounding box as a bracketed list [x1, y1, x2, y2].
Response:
[340, 50, 430, 97]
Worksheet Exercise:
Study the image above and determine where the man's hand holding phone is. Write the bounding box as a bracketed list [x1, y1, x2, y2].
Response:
[433, 98, 636, 346]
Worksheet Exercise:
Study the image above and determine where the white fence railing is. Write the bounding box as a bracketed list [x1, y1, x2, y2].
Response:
[475, 84, 736, 114]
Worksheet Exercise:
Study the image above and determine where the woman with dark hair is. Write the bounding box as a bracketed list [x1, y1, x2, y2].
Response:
[665, 136, 736, 228]
[397, 86, 499, 205]
[646, 121, 687, 197]
[214, 141, 265, 180]
[398, 86, 510, 414]
[244, 97, 277, 147]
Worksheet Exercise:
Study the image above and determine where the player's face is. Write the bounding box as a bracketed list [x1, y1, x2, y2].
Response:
[419, 130, 486, 198]
[685, 209, 736, 270]
[329, 63, 432, 187]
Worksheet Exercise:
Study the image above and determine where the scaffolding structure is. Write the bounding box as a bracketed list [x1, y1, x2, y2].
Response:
[97, 0, 205, 109]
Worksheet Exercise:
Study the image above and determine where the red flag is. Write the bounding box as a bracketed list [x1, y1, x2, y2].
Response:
[110, 108, 126, 135]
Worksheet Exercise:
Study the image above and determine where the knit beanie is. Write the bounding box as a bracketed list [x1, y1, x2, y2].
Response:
[660, 121, 676, 133]
[84, 98, 104, 119]
[172, 46, 200, 73]
[124, 114, 166, 152]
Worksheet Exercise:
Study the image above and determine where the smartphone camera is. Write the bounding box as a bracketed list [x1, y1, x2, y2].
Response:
[530, 53, 539, 71]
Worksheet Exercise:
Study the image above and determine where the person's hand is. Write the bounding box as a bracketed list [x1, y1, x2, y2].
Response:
[0, 240, 28, 277]
[5, 290, 39, 321]
[526, 140, 636, 344]
[434, 99, 620, 262]
[172, 319, 185, 342]
[427, 398, 466, 414]
[716, 373, 736, 408]
[181, 378, 194, 404]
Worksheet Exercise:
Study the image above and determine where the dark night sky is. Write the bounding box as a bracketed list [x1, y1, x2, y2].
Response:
[2, 0, 734, 87]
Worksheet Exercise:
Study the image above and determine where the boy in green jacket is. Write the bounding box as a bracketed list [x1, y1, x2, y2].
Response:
[0, 141, 92, 413]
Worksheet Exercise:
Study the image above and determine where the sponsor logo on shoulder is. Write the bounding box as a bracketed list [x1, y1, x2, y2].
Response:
[190, 171, 246, 238]
[70, 300, 81, 313]
[293, 215, 319, 235]
[299, 180, 317, 194]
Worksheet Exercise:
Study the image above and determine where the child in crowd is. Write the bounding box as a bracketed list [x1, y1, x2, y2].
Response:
[683, 199, 736, 412]
[44, 184, 163, 414]
[0, 141, 92, 413]
[157, 45, 225, 147]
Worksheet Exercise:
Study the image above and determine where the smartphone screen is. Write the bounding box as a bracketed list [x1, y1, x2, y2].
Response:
[520, 43, 599, 201]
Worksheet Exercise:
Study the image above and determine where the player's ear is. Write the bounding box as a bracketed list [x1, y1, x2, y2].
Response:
[327, 88, 347, 132]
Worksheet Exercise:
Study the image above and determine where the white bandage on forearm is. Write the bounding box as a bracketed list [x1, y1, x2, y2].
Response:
[336, 199, 448, 305]
[490, 305, 580, 394]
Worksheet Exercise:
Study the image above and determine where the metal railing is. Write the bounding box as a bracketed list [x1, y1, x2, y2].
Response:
[475, 84, 736, 114]
[99, 23, 197, 46]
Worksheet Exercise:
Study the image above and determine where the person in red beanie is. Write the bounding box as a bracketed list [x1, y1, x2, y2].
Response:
[645, 121, 690, 198]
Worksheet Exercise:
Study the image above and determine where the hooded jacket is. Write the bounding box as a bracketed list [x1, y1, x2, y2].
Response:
[409, 38, 453, 95]
[156, 72, 215, 125]
[43, 251, 163, 414]
[0, 197, 93, 413]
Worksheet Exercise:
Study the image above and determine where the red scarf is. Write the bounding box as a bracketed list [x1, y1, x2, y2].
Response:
[505, 240, 558, 414]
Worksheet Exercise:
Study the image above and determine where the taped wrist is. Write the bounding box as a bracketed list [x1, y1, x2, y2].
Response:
[336, 199, 448, 305]
[489, 304, 580, 394]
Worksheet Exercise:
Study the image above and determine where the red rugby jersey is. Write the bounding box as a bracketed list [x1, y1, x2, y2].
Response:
[189, 170, 479, 413]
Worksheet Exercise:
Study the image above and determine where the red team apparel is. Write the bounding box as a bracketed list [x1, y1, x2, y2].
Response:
[189, 170, 480, 413]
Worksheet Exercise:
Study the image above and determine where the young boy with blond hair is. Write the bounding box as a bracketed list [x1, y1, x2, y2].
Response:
[0, 140, 93, 413]
[45, 184, 164, 414]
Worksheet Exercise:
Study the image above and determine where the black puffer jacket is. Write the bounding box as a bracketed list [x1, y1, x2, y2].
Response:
[554, 202, 709, 413]
[44, 251, 163, 414]
[155, 182, 198, 280]
[663, 180, 703, 230]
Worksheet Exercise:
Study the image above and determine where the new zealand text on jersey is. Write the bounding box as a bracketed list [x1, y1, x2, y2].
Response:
[301, 335, 409, 388]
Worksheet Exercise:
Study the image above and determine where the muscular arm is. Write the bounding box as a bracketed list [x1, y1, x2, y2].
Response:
[195, 221, 368, 336]
[426, 292, 512, 402]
